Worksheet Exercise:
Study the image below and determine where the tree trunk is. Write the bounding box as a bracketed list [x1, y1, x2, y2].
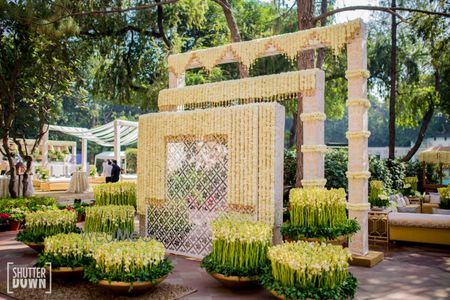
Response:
[214, 0, 249, 78]
[288, 112, 297, 148]
[388, 0, 397, 159]
[403, 69, 441, 162]
[402, 107, 434, 162]
[22, 156, 33, 197]
[2, 141, 17, 198]
[294, 0, 314, 188]
[316, 0, 328, 69]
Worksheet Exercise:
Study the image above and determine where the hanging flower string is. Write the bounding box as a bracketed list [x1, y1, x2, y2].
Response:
[158, 69, 318, 111]
[168, 19, 362, 75]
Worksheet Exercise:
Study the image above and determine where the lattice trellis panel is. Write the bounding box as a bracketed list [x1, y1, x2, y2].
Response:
[138, 103, 284, 258]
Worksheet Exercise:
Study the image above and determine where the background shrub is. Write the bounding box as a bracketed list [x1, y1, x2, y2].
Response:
[284, 149, 296, 187]
[125, 148, 138, 174]
[324, 148, 348, 191]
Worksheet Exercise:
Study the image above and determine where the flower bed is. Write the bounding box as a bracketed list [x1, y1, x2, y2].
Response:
[37, 232, 110, 269]
[201, 213, 272, 279]
[94, 182, 136, 207]
[281, 188, 359, 241]
[85, 238, 172, 289]
[16, 209, 78, 244]
[261, 241, 357, 299]
[84, 205, 135, 235]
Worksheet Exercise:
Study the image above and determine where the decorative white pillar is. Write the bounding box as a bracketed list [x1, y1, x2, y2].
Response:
[301, 69, 327, 188]
[346, 21, 371, 257]
[41, 127, 49, 168]
[114, 120, 121, 165]
[81, 138, 88, 173]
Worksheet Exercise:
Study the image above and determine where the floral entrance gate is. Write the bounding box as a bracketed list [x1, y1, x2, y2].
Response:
[139, 18, 371, 259]
[138, 104, 285, 258]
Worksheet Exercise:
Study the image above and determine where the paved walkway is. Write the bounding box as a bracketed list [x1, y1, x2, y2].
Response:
[1, 231, 449, 300]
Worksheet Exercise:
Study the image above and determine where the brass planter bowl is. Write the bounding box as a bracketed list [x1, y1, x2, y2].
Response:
[45, 266, 84, 280]
[210, 273, 259, 288]
[98, 276, 166, 294]
[25, 242, 45, 252]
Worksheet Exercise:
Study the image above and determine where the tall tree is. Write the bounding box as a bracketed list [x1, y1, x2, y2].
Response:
[388, 0, 397, 159]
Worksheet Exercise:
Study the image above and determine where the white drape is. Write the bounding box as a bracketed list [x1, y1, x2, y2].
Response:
[48, 120, 138, 147]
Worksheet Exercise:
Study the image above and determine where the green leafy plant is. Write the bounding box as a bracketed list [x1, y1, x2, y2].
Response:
[89, 165, 97, 177]
[281, 188, 359, 241]
[84, 238, 173, 284]
[16, 210, 78, 243]
[325, 148, 348, 190]
[369, 181, 390, 208]
[94, 182, 136, 207]
[37, 232, 110, 269]
[0, 196, 56, 212]
[125, 148, 138, 173]
[201, 213, 272, 277]
[84, 205, 135, 235]
[260, 241, 357, 300]
[438, 187, 450, 210]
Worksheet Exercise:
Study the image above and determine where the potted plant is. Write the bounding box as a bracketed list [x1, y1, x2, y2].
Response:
[369, 181, 390, 210]
[201, 213, 272, 287]
[281, 188, 359, 243]
[85, 238, 173, 294]
[261, 241, 357, 300]
[435, 187, 450, 214]
[8, 207, 26, 230]
[0, 213, 10, 232]
[84, 205, 135, 235]
[37, 232, 110, 279]
[89, 165, 97, 177]
[16, 209, 78, 252]
[94, 182, 136, 207]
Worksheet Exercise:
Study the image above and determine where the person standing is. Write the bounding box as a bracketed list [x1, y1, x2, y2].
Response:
[111, 160, 121, 183]
[104, 160, 113, 183]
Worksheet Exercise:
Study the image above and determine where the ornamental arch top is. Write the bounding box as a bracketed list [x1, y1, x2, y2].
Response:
[139, 18, 370, 258]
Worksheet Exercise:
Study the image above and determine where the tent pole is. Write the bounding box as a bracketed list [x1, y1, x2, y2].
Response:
[114, 120, 121, 166]
[82, 138, 88, 172]
[41, 128, 49, 168]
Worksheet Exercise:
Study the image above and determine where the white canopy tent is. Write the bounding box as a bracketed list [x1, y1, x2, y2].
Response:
[42, 120, 138, 172]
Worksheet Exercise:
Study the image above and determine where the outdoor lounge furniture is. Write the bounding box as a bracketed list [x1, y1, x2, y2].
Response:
[389, 212, 450, 245]
[389, 194, 421, 213]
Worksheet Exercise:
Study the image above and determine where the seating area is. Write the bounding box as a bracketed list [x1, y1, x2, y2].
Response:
[389, 212, 450, 245]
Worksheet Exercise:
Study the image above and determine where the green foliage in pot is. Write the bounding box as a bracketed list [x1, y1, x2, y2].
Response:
[37, 232, 111, 269]
[94, 182, 136, 207]
[201, 213, 272, 277]
[84, 205, 135, 235]
[84, 238, 172, 284]
[260, 241, 357, 300]
[281, 188, 359, 241]
[16, 209, 78, 243]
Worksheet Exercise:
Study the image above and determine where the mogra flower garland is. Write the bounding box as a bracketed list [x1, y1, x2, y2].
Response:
[201, 213, 272, 277]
